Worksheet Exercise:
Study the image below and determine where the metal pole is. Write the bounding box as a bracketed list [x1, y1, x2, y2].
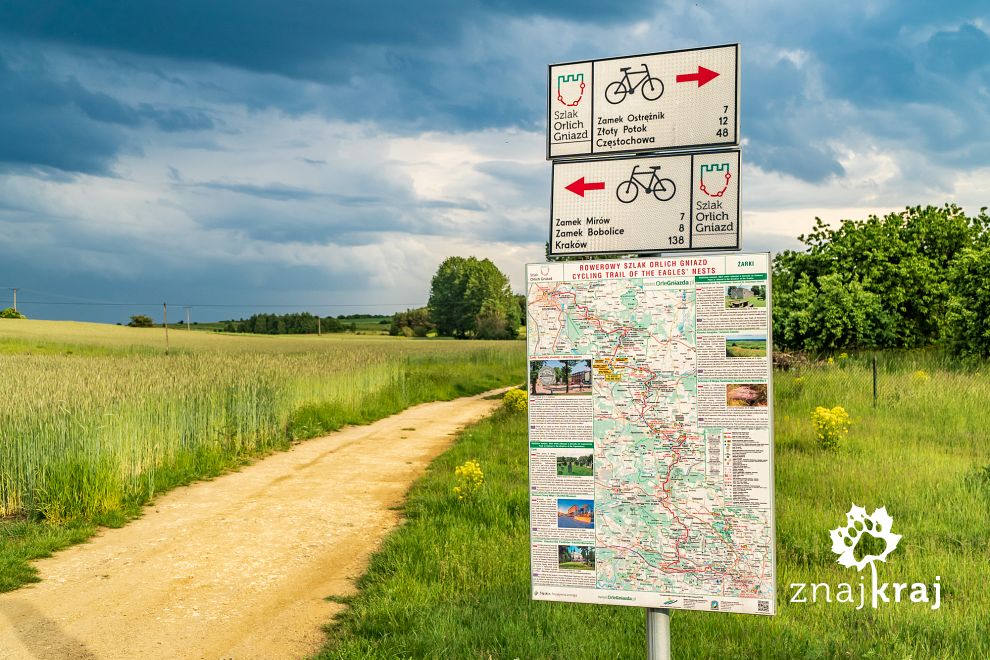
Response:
[647, 608, 671, 660]
[872, 354, 878, 408]
[11, 288, 16, 312]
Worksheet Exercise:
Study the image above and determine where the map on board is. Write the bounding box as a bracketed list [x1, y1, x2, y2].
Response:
[527, 254, 776, 616]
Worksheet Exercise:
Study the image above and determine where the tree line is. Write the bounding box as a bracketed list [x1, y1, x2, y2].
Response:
[773, 204, 990, 358]
[221, 313, 355, 334]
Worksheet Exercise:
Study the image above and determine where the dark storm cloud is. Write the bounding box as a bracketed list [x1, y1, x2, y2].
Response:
[0, 47, 216, 175]
[0, 1, 641, 80]
[0, 51, 128, 175]
[0, 1, 652, 136]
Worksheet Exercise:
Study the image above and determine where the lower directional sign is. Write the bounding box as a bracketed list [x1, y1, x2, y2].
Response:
[549, 150, 740, 256]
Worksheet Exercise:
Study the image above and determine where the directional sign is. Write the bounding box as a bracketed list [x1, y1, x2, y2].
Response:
[549, 150, 740, 256]
[547, 44, 738, 159]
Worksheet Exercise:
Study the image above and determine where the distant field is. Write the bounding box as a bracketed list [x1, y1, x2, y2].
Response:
[726, 339, 767, 358]
[0, 319, 523, 591]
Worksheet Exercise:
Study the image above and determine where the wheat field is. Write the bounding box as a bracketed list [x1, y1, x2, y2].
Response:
[0, 319, 522, 524]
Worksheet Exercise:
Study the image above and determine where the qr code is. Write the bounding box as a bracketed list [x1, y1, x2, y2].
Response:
[757, 600, 769, 613]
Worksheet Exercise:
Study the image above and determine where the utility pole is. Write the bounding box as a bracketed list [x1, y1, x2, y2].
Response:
[163, 302, 170, 355]
[317, 315, 322, 336]
[11, 288, 16, 312]
[185, 306, 191, 331]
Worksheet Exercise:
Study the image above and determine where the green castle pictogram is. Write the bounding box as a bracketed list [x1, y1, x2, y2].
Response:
[556, 73, 586, 107]
[699, 163, 732, 197]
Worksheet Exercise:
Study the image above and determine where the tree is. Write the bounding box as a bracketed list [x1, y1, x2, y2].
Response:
[774, 273, 892, 353]
[428, 257, 473, 337]
[220, 312, 346, 334]
[561, 361, 572, 394]
[529, 359, 545, 394]
[0, 307, 25, 319]
[773, 204, 990, 353]
[390, 307, 435, 337]
[945, 246, 990, 358]
[128, 314, 154, 328]
[428, 256, 520, 339]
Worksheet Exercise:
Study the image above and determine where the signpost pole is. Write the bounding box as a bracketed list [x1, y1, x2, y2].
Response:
[647, 608, 671, 660]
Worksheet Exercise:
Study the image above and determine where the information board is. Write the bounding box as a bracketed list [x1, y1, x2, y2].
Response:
[548, 44, 738, 159]
[550, 150, 740, 256]
[526, 252, 776, 615]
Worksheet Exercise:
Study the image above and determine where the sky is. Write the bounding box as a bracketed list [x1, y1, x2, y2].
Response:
[1, 1, 989, 323]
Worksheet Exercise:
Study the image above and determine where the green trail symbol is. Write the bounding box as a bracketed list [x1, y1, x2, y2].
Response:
[699, 163, 731, 197]
[557, 73, 585, 107]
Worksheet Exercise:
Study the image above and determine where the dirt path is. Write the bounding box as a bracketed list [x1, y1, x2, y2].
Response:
[0, 389, 508, 660]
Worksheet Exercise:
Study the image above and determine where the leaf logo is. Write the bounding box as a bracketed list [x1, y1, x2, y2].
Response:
[829, 504, 901, 571]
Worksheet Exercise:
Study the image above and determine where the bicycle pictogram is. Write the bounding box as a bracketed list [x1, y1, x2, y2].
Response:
[616, 165, 676, 203]
[604, 64, 664, 105]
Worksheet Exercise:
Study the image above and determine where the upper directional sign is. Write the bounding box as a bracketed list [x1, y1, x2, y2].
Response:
[547, 44, 739, 159]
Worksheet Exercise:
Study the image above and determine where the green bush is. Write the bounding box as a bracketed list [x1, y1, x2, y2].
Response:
[0, 308, 25, 319]
[945, 245, 990, 358]
[773, 204, 990, 354]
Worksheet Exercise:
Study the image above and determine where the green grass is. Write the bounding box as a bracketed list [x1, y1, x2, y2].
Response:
[0, 319, 523, 592]
[318, 353, 990, 659]
[725, 297, 767, 309]
[726, 340, 767, 358]
[556, 464, 593, 476]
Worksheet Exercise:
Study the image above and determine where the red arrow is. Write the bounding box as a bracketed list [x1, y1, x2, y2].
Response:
[565, 177, 606, 197]
[676, 65, 719, 87]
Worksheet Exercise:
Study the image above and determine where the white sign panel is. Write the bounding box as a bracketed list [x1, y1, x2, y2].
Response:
[550, 150, 740, 256]
[548, 44, 739, 159]
[526, 252, 776, 616]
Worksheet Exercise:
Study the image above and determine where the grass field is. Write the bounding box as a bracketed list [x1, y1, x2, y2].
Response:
[556, 464, 593, 476]
[726, 339, 768, 358]
[319, 353, 990, 659]
[0, 319, 522, 591]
